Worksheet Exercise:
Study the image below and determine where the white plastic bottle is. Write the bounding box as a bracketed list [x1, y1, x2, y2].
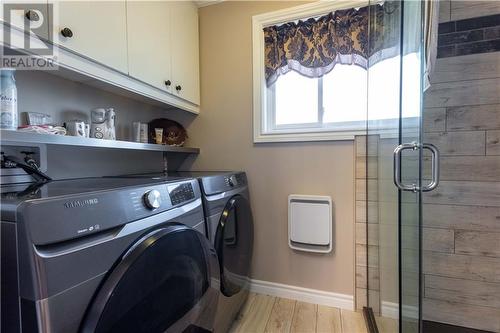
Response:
[0, 69, 18, 130]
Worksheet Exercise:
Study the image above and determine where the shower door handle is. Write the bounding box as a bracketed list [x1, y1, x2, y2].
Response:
[422, 143, 440, 192]
[393, 142, 419, 192]
[393, 142, 440, 192]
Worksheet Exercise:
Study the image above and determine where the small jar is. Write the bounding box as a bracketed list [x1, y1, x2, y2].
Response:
[0, 69, 18, 130]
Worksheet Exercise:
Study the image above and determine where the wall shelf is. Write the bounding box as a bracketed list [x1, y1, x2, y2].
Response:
[0, 130, 200, 154]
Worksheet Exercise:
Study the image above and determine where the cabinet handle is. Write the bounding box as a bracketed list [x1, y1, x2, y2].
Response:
[175, 85, 182, 92]
[164, 80, 171, 87]
[61, 27, 73, 38]
[25, 10, 40, 22]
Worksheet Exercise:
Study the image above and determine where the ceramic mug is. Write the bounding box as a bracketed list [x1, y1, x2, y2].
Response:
[66, 120, 87, 137]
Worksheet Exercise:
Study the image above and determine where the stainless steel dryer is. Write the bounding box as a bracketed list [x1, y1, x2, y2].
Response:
[1, 177, 219, 333]
[175, 172, 254, 333]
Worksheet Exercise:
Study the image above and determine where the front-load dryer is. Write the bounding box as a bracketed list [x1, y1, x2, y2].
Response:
[0, 177, 219, 333]
[174, 171, 254, 333]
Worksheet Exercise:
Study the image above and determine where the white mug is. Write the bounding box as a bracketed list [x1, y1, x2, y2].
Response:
[66, 120, 86, 137]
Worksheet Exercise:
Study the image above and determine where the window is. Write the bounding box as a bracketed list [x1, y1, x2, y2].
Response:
[252, 2, 420, 143]
[252, 1, 371, 143]
[269, 65, 368, 133]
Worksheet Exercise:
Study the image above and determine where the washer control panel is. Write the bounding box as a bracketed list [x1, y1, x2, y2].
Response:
[168, 182, 195, 206]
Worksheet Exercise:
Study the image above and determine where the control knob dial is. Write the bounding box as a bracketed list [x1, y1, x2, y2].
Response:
[143, 189, 162, 210]
[228, 175, 238, 187]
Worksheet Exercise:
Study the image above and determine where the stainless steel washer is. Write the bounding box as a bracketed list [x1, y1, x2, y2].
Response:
[1, 177, 219, 333]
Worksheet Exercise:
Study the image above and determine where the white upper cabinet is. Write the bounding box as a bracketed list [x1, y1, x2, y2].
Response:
[126, 1, 200, 106]
[51, 1, 128, 73]
[127, 1, 173, 93]
[3, 1, 200, 112]
[170, 1, 200, 105]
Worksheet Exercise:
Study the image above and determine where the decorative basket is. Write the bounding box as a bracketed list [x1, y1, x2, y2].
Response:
[148, 118, 187, 146]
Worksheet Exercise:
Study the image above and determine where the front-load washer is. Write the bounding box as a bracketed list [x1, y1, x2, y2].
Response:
[174, 171, 254, 333]
[1, 177, 219, 333]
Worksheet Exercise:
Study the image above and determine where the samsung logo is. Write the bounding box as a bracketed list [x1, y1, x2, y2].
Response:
[64, 198, 99, 209]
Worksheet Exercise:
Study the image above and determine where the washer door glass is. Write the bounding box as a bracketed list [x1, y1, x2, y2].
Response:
[215, 195, 254, 297]
[81, 225, 214, 333]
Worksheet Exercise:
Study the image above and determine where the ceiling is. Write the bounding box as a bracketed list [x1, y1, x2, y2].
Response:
[194, 0, 225, 8]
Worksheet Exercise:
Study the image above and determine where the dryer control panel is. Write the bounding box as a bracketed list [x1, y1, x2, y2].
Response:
[202, 172, 247, 196]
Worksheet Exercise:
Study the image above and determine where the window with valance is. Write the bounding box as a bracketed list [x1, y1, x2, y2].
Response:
[252, 1, 406, 143]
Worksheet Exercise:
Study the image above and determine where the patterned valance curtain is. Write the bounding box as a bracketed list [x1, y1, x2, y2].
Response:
[263, 3, 398, 87]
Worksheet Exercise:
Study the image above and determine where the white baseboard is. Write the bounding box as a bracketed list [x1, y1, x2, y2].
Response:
[249, 279, 354, 310]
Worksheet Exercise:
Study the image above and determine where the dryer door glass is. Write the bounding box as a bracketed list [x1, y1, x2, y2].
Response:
[81, 225, 216, 333]
[215, 195, 254, 297]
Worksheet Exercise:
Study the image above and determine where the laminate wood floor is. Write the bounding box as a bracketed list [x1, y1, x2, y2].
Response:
[229, 293, 398, 333]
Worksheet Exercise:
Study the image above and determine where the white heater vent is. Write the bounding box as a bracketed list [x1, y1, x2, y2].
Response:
[288, 195, 333, 253]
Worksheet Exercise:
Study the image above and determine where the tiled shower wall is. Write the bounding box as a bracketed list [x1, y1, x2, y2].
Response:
[354, 136, 380, 313]
[422, 6, 500, 333]
[422, 54, 500, 332]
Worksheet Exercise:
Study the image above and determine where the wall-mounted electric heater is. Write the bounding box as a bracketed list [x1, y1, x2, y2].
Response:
[288, 195, 333, 253]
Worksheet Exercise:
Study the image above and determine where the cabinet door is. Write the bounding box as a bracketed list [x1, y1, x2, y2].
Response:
[52, 1, 128, 73]
[1, 1, 50, 40]
[171, 1, 200, 105]
[127, 1, 172, 93]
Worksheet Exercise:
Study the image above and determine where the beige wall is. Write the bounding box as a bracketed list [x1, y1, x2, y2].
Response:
[185, 1, 355, 295]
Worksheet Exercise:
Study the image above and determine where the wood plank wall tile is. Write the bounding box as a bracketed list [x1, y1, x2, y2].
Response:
[425, 275, 500, 308]
[423, 251, 500, 283]
[451, 1, 500, 21]
[423, 108, 446, 132]
[436, 156, 500, 181]
[355, 156, 378, 179]
[355, 222, 379, 246]
[439, 0, 451, 23]
[423, 298, 500, 332]
[447, 104, 500, 130]
[423, 131, 486, 156]
[356, 244, 379, 268]
[355, 179, 378, 202]
[424, 78, 500, 108]
[355, 200, 378, 224]
[355, 135, 378, 157]
[422, 204, 500, 232]
[423, 181, 500, 206]
[430, 52, 500, 83]
[356, 265, 380, 291]
[455, 230, 500, 257]
[422, 228, 455, 253]
[487, 130, 500, 155]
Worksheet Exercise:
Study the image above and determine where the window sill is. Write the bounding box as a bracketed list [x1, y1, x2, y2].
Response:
[254, 130, 366, 143]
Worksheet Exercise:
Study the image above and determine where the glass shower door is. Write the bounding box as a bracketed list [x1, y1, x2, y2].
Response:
[397, 2, 425, 332]
[366, 1, 425, 332]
